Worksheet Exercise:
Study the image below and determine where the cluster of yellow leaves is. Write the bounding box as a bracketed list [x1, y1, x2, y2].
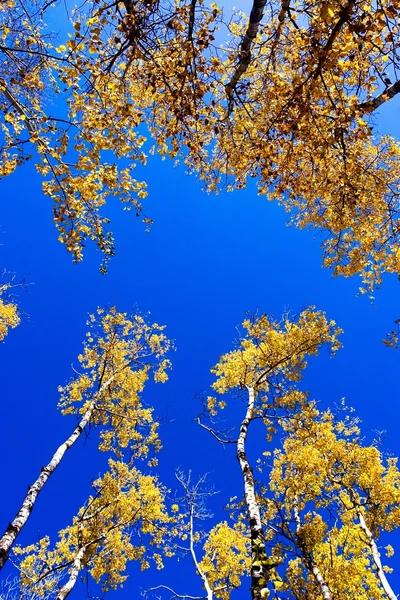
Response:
[198, 522, 251, 599]
[0, 0, 222, 268]
[211, 307, 341, 395]
[193, 0, 400, 291]
[265, 401, 400, 598]
[15, 460, 174, 594]
[58, 307, 172, 460]
[1, 0, 400, 286]
[0, 284, 19, 341]
[202, 309, 400, 599]
[12, 307, 175, 596]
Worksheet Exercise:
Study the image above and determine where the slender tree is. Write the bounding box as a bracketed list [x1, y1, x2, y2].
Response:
[145, 472, 250, 600]
[265, 402, 400, 598]
[200, 308, 341, 599]
[192, 311, 400, 599]
[0, 308, 171, 570]
[15, 459, 174, 600]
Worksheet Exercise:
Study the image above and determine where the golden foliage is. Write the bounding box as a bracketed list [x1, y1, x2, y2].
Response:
[10, 307, 173, 597]
[0, 294, 19, 341]
[199, 522, 251, 599]
[16, 459, 173, 594]
[211, 307, 341, 395]
[1, 0, 400, 285]
[265, 402, 400, 598]
[58, 307, 172, 460]
[0, 278, 21, 340]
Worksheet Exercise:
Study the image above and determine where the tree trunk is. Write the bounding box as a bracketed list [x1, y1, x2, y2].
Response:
[237, 386, 270, 600]
[0, 374, 115, 570]
[293, 497, 332, 600]
[225, 0, 268, 103]
[357, 511, 397, 600]
[55, 545, 86, 600]
[189, 506, 213, 600]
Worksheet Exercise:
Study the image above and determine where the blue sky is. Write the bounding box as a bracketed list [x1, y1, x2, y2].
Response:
[1, 32, 400, 600]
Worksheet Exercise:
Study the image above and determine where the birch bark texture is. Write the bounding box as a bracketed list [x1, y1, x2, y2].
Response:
[0, 376, 114, 571]
[357, 511, 397, 600]
[237, 386, 270, 600]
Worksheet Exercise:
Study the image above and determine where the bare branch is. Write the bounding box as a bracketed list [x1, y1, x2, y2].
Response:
[144, 585, 207, 600]
[195, 414, 237, 445]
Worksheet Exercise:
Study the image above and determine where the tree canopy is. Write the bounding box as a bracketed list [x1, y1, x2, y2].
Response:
[1, 0, 400, 285]
[1, 0, 400, 599]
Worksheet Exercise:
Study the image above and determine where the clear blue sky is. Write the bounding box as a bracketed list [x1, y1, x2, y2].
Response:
[1, 38, 400, 600]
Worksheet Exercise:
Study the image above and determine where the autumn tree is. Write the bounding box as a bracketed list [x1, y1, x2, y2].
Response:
[178, 309, 400, 600]
[0, 307, 171, 570]
[1, 0, 400, 291]
[199, 0, 400, 292]
[264, 401, 400, 599]
[2, 0, 400, 596]
[145, 471, 250, 600]
[15, 459, 174, 600]
[0, 0, 222, 268]
[196, 308, 342, 600]
[3, 305, 400, 600]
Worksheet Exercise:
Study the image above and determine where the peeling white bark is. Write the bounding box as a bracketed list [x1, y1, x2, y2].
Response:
[0, 374, 115, 570]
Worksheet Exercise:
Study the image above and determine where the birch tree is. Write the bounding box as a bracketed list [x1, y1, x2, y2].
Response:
[145, 472, 250, 600]
[14, 460, 174, 600]
[265, 402, 400, 599]
[0, 307, 171, 570]
[193, 310, 400, 599]
[199, 308, 342, 600]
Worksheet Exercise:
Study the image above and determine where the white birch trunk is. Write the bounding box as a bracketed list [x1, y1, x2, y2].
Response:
[55, 545, 86, 600]
[293, 497, 332, 600]
[357, 511, 397, 600]
[308, 563, 332, 600]
[189, 507, 213, 600]
[237, 386, 269, 600]
[0, 374, 115, 570]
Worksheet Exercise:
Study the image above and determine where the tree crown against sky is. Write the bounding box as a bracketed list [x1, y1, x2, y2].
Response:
[1, 0, 400, 288]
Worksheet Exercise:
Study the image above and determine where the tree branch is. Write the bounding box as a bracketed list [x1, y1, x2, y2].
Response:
[224, 0, 268, 110]
[313, 0, 356, 80]
[195, 415, 237, 445]
[358, 79, 400, 113]
[145, 585, 207, 600]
